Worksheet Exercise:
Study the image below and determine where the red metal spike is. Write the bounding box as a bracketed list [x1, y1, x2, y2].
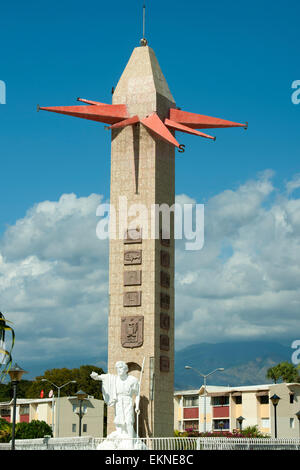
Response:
[77, 98, 109, 106]
[169, 109, 247, 130]
[39, 104, 129, 125]
[165, 118, 216, 141]
[109, 115, 140, 129]
[141, 113, 180, 148]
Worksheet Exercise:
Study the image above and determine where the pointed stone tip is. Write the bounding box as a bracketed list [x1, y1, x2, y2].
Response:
[244, 121, 248, 130]
[113, 44, 175, 104]
[213, 136, 217, 141]
[37, 104, 40, 112]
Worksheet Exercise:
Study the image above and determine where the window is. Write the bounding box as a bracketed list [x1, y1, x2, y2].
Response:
[212, 396, 229, 406]
[183, 396, 199, 407]
[290, 394, 294, 404]
[261, 418, 270, 428]
[72, 424, 76, 433]
[183, 420, 198, 431]
[20, 405, 29, 415]
[259, 395, 269, 404]
[0, 408, 10, 417]
[234, 396, 242, 405]
[213, 419, 230, 430]
[290, 418, 295, 429]
[83, 424, 87, 433]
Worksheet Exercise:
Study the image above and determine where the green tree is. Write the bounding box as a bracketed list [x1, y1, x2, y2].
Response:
[278, 362, 300, 382]
[15, 420, 52, 439]
[266, 362, 299, 383]
[0, 383, 10, 401]
[266, 364, 282, 383]
[0, 379, 32, 401]
[72, 365, 105, 399]
[26, 365, 104, 399]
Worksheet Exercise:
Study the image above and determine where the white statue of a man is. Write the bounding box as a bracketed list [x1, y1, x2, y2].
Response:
[90, 361, 140, 438]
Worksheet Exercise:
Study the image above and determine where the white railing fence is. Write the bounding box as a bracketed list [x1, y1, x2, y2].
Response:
[1, 436, 300, 450]
[94, 437, 300, 451]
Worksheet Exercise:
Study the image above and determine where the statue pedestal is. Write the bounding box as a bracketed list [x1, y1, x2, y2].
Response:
[96, 431, 147, 450]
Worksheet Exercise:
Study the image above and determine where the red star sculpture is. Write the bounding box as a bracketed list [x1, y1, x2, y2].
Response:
[38, 97, 247, 150]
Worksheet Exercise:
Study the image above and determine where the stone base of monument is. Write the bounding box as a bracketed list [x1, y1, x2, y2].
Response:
[96, 431, 147, 450]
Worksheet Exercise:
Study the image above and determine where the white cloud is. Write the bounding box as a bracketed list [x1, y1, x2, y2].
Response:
[1, 171, 300, 372]
[0, 193, 109, 366]
[286, 174, 300, 195]
[175, 171, 300, 348]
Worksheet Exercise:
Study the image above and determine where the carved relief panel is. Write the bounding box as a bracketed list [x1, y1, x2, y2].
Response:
[160, 271, 170, 289]
[124, 228, 142, 244]
[160, 355, 170, 372]
[160, 334, 170, 351]
[124, 250, 142, 265]
[160, 313, 170, 330]
[124, 270, 142, 286]
[123, 291, 142, 307]
[160, 250, 170, 268]
[121, 316, 144, 348]
[160, 293, 170, 310]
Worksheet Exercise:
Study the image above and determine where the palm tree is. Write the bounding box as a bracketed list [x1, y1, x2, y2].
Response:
[266, 365, 281, 383]
[0, 312, 15, 382]
[266, 362, 299, 384]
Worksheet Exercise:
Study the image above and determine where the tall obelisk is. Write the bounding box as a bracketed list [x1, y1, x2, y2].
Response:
[39, 30, 246, 440]
[107, 44, 176, 437]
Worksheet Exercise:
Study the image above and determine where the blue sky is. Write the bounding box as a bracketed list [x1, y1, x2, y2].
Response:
[0, 0, 300, 378]
[0, 0, 299, 231]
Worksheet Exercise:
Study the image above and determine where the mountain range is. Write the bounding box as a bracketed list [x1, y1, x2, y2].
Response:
[174, 340, 294, 390]
[18, 340, 295, 389]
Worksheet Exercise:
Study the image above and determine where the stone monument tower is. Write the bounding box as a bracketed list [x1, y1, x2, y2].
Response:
[39, 36, 246, 438]
[107, 44, 176, 438]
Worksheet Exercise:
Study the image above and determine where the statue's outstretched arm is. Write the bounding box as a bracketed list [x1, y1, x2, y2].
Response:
[90, 371, 105, 381]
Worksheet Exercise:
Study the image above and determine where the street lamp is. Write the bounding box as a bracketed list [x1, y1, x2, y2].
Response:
[270, 394, 281, 438]
[184, 366, 225, 433]
[8, 363, 27, 450]
[236, 416, 245, 432]
[75, 390, 88, 437]
[41, 378, 77, 437]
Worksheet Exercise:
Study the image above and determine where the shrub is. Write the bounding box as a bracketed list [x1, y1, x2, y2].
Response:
[174, 425, 269, 439]
[240, 425, 269, 438]
[15, 420, 53, 439]
[0, 418, 12, 443]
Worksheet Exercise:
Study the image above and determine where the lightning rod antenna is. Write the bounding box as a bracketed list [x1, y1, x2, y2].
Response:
[140, 3, 148, 46]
